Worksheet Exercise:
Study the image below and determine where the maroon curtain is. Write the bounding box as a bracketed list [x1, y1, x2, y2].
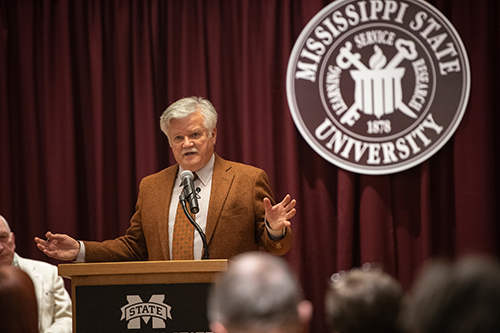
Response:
[1, 1, 499, 332]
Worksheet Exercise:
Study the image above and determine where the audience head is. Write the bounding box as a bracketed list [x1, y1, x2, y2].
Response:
[207, 251, 312, 333]
[407, 254, 500, 333]
[0, 215, 16, 266]
[0, 265, 39, 333]
[325, 263, 404, 333]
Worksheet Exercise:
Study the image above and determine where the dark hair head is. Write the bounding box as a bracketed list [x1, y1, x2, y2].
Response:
[408, 254, 500, 333]
[325, 266, 404, 333]
[0, 265, 39, 333]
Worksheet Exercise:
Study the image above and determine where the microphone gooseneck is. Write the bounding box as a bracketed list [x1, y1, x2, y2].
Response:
[178, 170, 209, 259]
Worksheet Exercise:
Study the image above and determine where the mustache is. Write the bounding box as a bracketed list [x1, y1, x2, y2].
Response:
[182, 147, 199, 154]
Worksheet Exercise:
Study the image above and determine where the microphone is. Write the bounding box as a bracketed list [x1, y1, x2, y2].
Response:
[178, 170, 209, 259]
[179, 170, 199, 214]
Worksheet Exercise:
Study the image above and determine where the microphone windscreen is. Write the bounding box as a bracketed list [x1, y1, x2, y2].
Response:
[180, 170, 194, 181]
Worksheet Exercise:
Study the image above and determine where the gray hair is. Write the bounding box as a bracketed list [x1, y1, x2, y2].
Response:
[208, 252, 302, 332]
[159, 96, 218, 137]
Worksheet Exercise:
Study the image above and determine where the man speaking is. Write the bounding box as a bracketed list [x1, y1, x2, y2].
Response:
[35, 96, 295, 262]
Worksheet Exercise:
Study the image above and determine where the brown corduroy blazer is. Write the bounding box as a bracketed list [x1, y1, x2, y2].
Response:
[84, 154, 293, 262]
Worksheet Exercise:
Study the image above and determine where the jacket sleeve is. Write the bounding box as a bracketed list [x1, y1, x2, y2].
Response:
[253, 168, 293, 256]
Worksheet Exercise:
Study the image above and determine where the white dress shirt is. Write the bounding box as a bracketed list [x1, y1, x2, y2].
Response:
[169, 154, 214, 260]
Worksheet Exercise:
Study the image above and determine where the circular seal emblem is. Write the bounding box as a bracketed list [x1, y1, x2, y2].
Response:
[286, 0, 470, 175]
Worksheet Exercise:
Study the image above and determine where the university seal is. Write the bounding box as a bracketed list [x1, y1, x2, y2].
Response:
[286, 0, 470, 174]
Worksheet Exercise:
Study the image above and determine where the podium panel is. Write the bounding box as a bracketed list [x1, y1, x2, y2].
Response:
[59, 260, 228, 333]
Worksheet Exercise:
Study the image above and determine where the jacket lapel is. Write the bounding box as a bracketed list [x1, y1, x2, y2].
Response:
[17, 256, 43, 329]
[205, 155, 233, 244]
[158, 165, 179, 260]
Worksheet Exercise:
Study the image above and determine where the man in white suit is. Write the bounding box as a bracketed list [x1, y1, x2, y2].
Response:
[0, 215, 72, 333]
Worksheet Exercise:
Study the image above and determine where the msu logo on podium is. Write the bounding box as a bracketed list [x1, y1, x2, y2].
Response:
[120, 294, 172, 329]
[287, 0, 470, 175]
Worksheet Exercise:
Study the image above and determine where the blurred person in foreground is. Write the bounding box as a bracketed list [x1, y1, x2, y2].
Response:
[0, 215, 72, 333]
[0, 265, 39, 333]
[406, 254, 500, 333]
[35, 96, 295, 262]
[325, 263, 405, 333]
[208, 251, 312, 333]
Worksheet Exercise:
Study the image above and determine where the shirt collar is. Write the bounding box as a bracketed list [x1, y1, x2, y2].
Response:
[12, 252, 20, 267]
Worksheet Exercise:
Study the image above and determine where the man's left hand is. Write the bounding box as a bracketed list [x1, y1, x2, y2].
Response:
[264, 194, 296, 231]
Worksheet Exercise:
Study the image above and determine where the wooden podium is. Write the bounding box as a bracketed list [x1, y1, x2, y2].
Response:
[59, 260, 228, 333]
